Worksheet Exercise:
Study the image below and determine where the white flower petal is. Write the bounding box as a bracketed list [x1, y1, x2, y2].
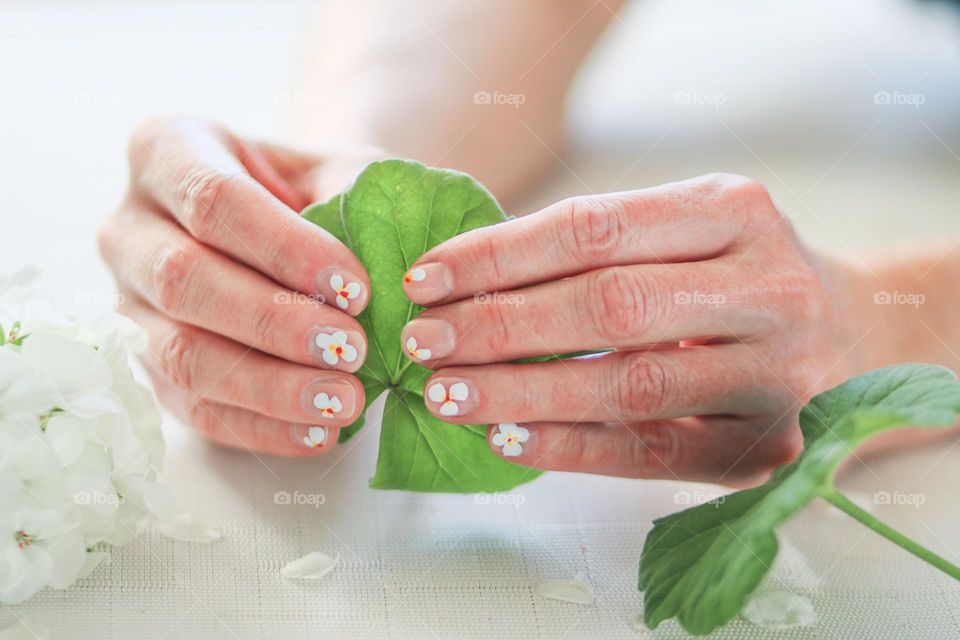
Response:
[439, 401, 459, 416]
[329, 274, 344, 290]
[514, 426, 530, 443]
[405, 336, 418, 351]
[321, 350, 339, 366]
[330, 330, 347, 344]
[538, 573, 595, 605]
[329, 396, 343, 413]
[427, 383, 446, 403]
[742, 588, 816, 630]
[335, 296, 349, 310]
[315, 332, 334, 348]
[340, 344, 358, 363]
[491, 433, 507, 447]
[416, 348, 431, 360]
[343, 282, 362, 298]
[448, 382, 469, 401]
[155, 513, 222, 543]
[502, 442, 523, 457]
[281, 551, 339, 580]
[409, 267, 426, 282]
[313, 393, 331, 409]
[307, 426, 326, 445]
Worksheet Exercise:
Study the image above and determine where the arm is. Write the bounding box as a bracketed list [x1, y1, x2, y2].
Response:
[288, 0, 623, 206]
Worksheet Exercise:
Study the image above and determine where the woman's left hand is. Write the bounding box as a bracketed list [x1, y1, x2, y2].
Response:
[399, 173, 861, 486]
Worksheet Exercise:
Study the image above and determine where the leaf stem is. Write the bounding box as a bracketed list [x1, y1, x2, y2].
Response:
[820, 487, 960, 581]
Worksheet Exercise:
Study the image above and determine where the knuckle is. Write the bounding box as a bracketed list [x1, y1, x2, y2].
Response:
[479, 298, 514, 354]
[626, 423, 681, 478]
[153, 244, 202, 316]
[613, 356, 672, 417]
[250, 301, 282, 351]
[586, 268, 652, 343]
[160, 326, 200, 389]
[178, 169, 236, 241]
[557, 196, 623, 264]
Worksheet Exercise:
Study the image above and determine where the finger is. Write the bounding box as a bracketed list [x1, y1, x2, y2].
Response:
[423, 347, 779, 424]
[102, 207, 367, 371]
[151, 376, 340, 457]
[401, 262, 772, 366]
[403, 173, 769, 305]
[127, 117, 369, 314]
[484, 417, 800, 485]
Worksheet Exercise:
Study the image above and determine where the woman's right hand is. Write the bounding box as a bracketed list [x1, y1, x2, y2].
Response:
[98, 117, 376, 456]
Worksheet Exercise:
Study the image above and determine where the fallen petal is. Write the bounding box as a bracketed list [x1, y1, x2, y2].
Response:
[538, 573, 595, 605]
[742, 588, 816, 630]
[156, 513, 222, 543]
[281, 551, 339, 580]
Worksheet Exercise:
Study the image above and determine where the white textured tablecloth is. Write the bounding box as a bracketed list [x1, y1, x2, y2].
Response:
[2, 0, 960, 638]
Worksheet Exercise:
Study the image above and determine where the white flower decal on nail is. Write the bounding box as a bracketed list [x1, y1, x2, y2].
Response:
[315, 331, 358, 366]
[313, 393, 342, 418]
[329, 274, 362, 310]
[492, 423, 529, 457]
[405, 336, 432, 361]
[427, 382, 468, 416]
[403, 267, 426, 284]
[303, 426, 328, 448]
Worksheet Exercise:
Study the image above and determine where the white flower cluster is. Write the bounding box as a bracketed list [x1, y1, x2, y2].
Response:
[0, 267, 172, 604]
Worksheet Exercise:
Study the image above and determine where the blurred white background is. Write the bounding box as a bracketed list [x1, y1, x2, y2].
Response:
[2, 1, 960, 638]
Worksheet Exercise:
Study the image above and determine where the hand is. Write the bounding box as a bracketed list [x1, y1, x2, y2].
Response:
[399, 174, 859, 486]
[98, 117, 379, 456]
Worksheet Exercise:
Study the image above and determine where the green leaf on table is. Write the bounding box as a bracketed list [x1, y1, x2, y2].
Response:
[301, 159, 541, 492]
[638, 363, 960, 636]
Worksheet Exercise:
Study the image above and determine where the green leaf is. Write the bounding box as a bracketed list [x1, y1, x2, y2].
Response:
[301, 159, 542, 492]
[639, 363, 960, 635]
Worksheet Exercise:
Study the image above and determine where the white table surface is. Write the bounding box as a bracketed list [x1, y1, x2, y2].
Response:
[2, 1, 960, 638]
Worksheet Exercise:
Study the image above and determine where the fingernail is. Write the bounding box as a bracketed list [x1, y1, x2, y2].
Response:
[316, 267, 367, 314]
[490, 423, 531, 457]
[402, 262, 452, 304]
[308, 326, 366, 372]
[301, 380, 356, 421]
[293, 424, 328, 450]
[401, 318, 455, 362]
[425, 378, 476, 418]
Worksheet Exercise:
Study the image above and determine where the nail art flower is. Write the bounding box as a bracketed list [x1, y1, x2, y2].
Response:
[315, 331, 358, 366]
[405, 336, 432, 361]
[303, 426, 327, 448]
[329, 274, 362, 310]
[492, 423, 529, 457]
[403, 267, 426, 284]
[427, 382, 468, 416]
[313, 393, 342, 418]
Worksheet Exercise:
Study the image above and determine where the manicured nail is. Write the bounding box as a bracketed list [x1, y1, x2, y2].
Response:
[402, 262, 452, 304]
[425, 379, 476, 417]
[300, 380, 356, 421]
[316, 268, 367, 314]
[401, 318, 455, 362]
[294, 424, 328, 449]
[491, 423, 530, 457]
[309, 327, 366, 371]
